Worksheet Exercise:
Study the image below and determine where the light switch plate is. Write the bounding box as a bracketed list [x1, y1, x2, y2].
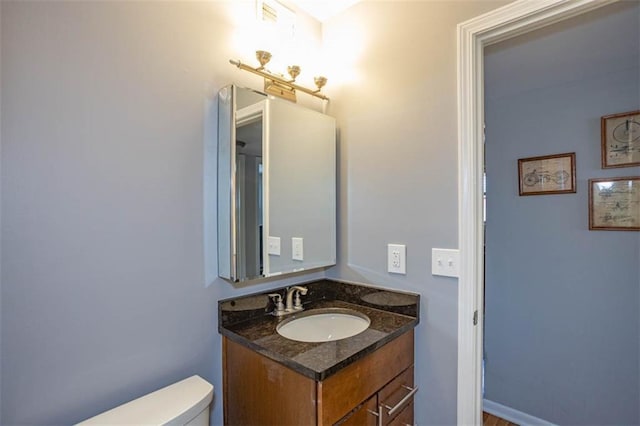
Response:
[387, 244, 406, 274]
[432, 248, 459, 277]
[292, 237, 303, 261]
[268, 236, 281, 256]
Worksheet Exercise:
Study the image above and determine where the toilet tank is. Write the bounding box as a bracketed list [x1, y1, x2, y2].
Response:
[77, 375, 213, 426]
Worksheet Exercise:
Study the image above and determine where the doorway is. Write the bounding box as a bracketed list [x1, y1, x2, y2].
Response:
[482, 3, 639, 423]
[456, 1, 624, 424]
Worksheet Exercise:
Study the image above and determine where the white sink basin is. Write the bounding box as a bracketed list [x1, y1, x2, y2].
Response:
[276, 308, 370, 343]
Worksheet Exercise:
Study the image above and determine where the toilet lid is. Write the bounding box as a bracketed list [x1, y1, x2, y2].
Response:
[77, 375, 213, 425]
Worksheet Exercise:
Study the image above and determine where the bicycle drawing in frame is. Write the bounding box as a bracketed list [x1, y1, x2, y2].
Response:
[518, 152, 576, 196]
[601, 110, 640, 169]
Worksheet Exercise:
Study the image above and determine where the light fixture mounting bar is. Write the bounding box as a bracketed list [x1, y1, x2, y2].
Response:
[229, 59, 329, 101]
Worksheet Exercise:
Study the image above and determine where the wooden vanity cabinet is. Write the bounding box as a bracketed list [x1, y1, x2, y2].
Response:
[223, 330, 415, 426]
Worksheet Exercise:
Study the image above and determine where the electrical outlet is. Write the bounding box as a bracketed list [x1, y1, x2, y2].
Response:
[431, 248, 459, 277]
[387, 244, 406, 274]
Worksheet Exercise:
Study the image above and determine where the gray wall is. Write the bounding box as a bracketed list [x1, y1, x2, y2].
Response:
[0, 2, 326, 424]
[323, 1, 508, 424]
[484, 3, 640, 424]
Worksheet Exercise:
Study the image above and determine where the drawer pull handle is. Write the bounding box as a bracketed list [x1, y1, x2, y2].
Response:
[367, 406, 383, 426]
[382, 385, 419, 417]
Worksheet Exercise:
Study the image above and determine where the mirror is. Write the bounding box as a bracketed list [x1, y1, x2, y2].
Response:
[218, 85, 336, 282]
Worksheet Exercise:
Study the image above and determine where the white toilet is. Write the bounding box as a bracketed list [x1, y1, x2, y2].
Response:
[77, 375, 213, 425]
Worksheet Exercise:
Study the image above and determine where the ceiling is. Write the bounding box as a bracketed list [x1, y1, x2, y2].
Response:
[286, 0, 361, 22]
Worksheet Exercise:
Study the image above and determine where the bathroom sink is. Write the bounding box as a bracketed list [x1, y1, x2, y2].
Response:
[276, 308, 370, 343]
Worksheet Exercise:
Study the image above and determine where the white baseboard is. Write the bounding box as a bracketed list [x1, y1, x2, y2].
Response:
[483, 399, 556, 426]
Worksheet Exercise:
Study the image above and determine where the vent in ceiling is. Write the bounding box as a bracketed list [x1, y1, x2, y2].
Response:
[261, 1, 278, 23]
[258, 0, 296, 38]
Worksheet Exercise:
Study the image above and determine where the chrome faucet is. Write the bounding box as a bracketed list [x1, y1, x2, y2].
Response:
[268, 293, 286, 316]
[285, 286, 308, 312]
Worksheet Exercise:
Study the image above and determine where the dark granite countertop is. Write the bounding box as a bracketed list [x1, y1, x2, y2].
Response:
[218, 279, 420, 381]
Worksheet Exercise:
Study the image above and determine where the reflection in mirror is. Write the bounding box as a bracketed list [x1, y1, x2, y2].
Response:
[218, 85, 336, 282]
[235, 103, 264, 279]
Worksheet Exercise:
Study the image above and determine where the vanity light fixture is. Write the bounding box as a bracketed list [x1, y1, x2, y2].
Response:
[255, 50, 272, 70]
[229, 50, 329, 102]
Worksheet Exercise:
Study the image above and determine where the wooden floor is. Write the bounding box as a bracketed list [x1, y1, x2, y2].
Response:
[483, 411, 518, 426]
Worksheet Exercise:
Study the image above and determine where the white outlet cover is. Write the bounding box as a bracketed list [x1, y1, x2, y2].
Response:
[387, 244, 406, 274]
[268, 236, 281, 256]
[292, 237, 303, 261]
[432, 248, 459, 278]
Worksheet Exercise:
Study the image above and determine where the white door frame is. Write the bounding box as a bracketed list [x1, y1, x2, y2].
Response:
[456, 0, 617, 424]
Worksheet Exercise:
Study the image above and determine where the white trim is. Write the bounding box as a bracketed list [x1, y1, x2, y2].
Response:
[483, 399, 557, 426]
[456, 1, 617, 424]
[262, 101, 270, 276]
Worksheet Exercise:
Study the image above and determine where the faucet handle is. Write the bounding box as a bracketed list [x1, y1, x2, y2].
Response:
[268, 293, 285, 315]
[293, 287, 307, 310]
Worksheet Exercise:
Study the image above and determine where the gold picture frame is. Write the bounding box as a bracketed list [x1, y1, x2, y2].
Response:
[601, 110, 640, 168]
[518, 152, 576, 196]
[589, 176, 640, 231]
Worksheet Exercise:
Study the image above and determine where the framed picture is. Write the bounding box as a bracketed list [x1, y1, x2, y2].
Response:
[589, 176, 640, 231]
[518, 152, 576, 196]
[601, 110, 640, 168]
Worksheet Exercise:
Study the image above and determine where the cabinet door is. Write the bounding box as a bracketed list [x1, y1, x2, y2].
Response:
[336, 395, 378, 426]
[378, 366, 416, 425]
[223, 338, 316, 425]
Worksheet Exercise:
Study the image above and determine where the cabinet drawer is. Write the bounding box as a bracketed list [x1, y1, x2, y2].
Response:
[318, 330, 414, 426]
[335, 395, 378, 426]
[387, 401, 414, 426]
[379, 366, 416, 425]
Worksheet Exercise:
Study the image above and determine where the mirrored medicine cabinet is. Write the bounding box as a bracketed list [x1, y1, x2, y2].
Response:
[217, 85, 336, 282]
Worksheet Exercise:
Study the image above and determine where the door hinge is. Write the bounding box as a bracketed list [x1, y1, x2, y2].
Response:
[473, 310, 478, 325]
